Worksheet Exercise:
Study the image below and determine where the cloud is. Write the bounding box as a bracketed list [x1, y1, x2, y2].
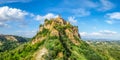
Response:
[16, 30, 37, 37]
[49, 8, 90, 17]
[84, 0, 98, 8]
[106, 12, 120, 20]
[48, 0, 114, 16]
[80, 32, 87, 36]
[99, 30, 117, 35]
[0, 22, 8, 27]
[82, 0, 115, 11]
[68, 16, 77, 24]
[0, 6, 29, 27]
[0, 6, 28, 22]
[98, 0, 114, 11]
[72, 8, 90, 17]
[0, 0, 31, 4]
[106, 20, 113, 24]
[34, 13, 58, 24]
[105, 12, 120, 24]
[62, 0, 97, 8]
[80, 30, 117, 39]
[0, 7, 58, 27]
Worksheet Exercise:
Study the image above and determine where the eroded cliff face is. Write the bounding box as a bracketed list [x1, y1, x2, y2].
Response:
[32, 16, 81, 45]
[31, 16, 83, 60]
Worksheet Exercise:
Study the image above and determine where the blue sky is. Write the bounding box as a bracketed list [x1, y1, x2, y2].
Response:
[0, 0, 120, 40]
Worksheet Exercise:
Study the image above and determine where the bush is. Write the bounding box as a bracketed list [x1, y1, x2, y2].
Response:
[36, 28, 49, 37]
[39, 24, 43, 27]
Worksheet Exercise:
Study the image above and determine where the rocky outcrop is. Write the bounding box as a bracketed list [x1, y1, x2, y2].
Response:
[30, 16, 87, 60]
[33, 47, 48, 60]
[32, 16, 81, 45]
[50, 28, 59, 36]
[65, 29, 80, 45]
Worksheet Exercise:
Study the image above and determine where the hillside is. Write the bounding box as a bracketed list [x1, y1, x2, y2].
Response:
[0, 35, 28, 52]
[0, 35, 28, 42]
[0, 16, 115, 60]
[86, 40, 120, 60]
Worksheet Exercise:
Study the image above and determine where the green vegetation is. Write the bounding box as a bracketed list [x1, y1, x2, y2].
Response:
[0, 41, 18, 52]
[0, 35, 28, 52]
[39, 24, 43, 27]
[53, 23, 104, 60]
[36, 28, 50, 37]
[79, 41, 104, 60]
[88, 41, 120, 60]
[0, 39, 45, 60]
[44, 36, 64, 59]
[45, 19, 53, 24]
[0, 18, 120, 60]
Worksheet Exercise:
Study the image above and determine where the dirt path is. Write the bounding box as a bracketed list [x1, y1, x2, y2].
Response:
[34, 47, 48, 60]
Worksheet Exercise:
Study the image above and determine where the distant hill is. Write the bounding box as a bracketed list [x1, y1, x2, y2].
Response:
[0, 35, 28, 42]
[0, 35, 29, 52]
[86, 40, 120, 60]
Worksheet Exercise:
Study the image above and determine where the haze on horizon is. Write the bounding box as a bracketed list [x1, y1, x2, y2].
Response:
[0, 0, 120, 40]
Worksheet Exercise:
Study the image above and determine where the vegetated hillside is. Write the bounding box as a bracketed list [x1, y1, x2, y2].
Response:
[86, 40, 120, 60]
[0, 16, 113, 60]
[0, 35, 29, 52]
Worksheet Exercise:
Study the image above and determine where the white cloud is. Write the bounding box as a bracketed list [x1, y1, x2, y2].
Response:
[16, 30, 37, 37]
[83, 0, 114, 11]
[0, 6, 29, 27]
[0, 22, 8, 27]
[82, 0, 115, 11]
[72, 8, 90, 17]
[0, 6, 28, 22]
[82, 0, 98, 8]
[80, 30, 118, 39]
[62, 0, 97, 9]
[34, 13, 58, 24]
[105, 12, 120, 24]
[99, 30, 117, 35]
[49, 0, 114, 16]
[68, 16, 77, 24]
[98, 0, 114, 11]
[106, 20, 113, 24]
[107, 12, 120, 20]
[80, 32, 87, 36]
[50, 8, 91, 17]
[0, 0, 31, 4]
[90, 32, 102, 36]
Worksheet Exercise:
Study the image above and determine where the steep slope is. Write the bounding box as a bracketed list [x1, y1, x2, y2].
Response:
[0, 16, 107, 60]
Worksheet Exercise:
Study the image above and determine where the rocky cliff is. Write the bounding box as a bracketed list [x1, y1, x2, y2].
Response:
[30, 16, 103, 60]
